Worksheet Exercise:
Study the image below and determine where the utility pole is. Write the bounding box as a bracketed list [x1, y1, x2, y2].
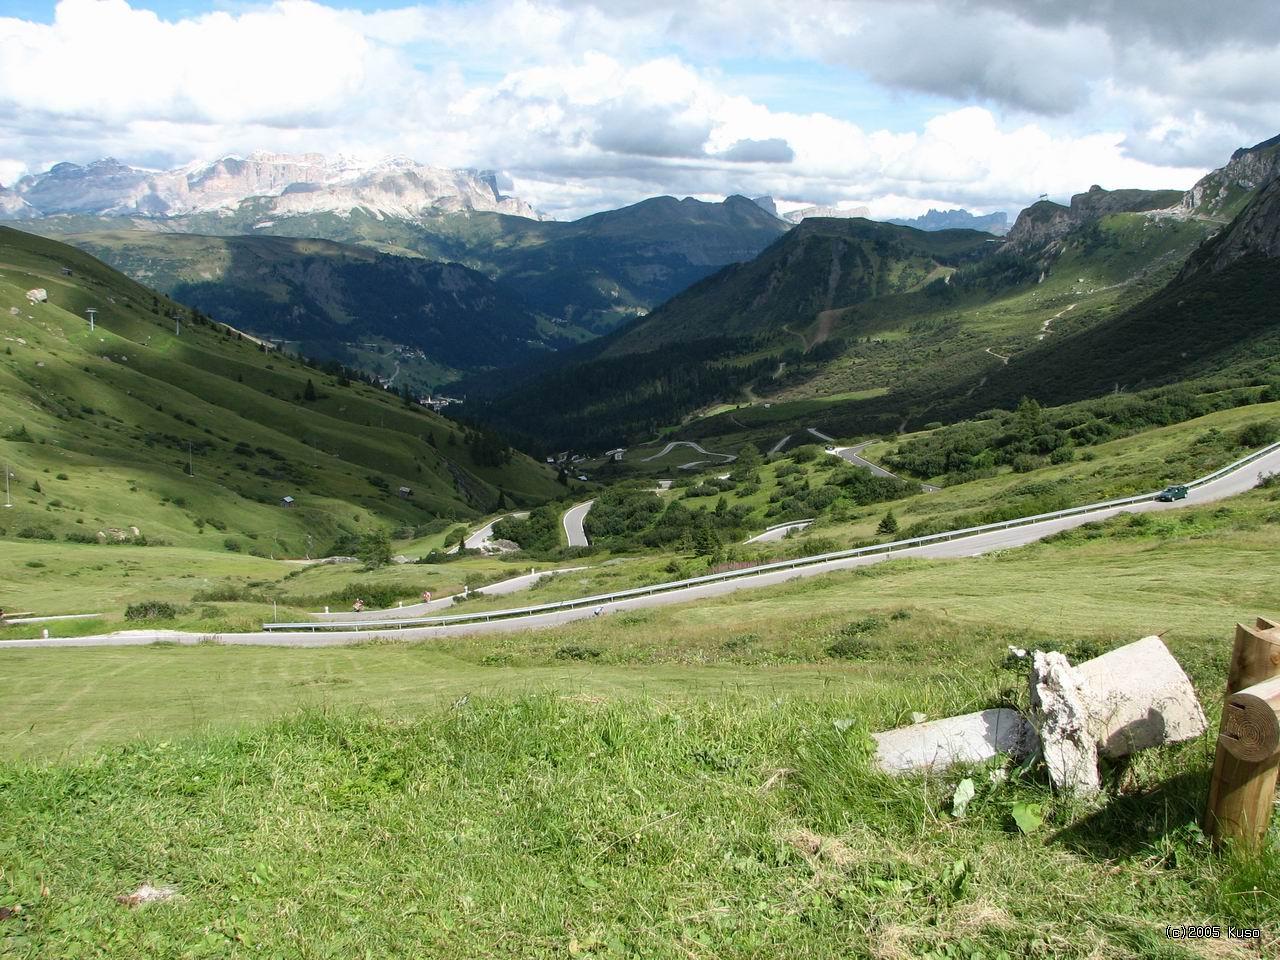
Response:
[85, 307, 97, 332]
[175, 313, 181, 336]
[3, 465, 11, 508]
[187, 441, 194, 477]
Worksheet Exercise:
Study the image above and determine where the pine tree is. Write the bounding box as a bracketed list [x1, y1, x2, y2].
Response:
[303, 379, 317, 402]
[736, 442, 761, 470]
[877, 510, 898, 535]
[692, 521, 721, 557]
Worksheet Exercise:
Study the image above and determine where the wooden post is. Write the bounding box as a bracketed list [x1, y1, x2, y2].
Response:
[1205, 619, 1280, 850]
[1226, 618, 1280, 694]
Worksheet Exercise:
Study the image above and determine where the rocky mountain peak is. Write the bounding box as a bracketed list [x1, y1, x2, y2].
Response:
[1180, 133, 1280, 219]
[3, 153, 542, 222]
[1006, 185, 1182, 249]
[1179, 173, 1280, 277]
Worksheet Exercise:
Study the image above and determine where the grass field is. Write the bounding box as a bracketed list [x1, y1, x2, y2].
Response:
[4, 464, 1280, 957]
[4, 486, 1279, 956]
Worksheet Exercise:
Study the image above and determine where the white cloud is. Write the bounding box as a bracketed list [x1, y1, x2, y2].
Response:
[0, 0, 1272, 219]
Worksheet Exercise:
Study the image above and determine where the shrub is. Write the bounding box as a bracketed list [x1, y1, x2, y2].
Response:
[17, 527, 55, 540]
[1010, 454, 1039, 473]
[1236, 421, 1280, 448]
[877, 510, 899, 535]
[554, 645, 601, 661]
[124, 600, 181, 621]
[826, 635, 873, 659]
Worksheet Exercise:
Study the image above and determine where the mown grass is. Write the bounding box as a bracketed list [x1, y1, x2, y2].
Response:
[3, 483, 1280, 956]
[1, 696, 1276, 959]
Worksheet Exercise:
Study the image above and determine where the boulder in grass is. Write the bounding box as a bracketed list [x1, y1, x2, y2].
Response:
[873, 708, 1039, 775]
[1030, 635, 1208, 796]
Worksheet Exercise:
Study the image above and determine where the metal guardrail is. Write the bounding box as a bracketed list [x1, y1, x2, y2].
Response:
[263, 440, 1280, 633]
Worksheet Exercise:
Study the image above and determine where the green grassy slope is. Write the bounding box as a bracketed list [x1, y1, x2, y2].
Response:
[2, 485, 1278, 956]
[600, 217, 994, 355]
[0, 227, 560, 557]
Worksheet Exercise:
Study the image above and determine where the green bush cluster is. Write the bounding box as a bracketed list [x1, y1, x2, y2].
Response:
[124, 600, 182, 621]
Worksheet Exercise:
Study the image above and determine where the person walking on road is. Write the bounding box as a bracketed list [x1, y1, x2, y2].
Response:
[593, 605, 604, 617]
[352, 598, 365, 613]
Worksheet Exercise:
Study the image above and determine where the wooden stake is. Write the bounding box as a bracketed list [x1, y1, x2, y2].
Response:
[1227, 618, 1280, 694]
[1205, 620, 1280, 850]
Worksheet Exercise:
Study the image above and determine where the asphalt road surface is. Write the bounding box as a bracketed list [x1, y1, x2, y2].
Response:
[311, 566, 591, 622]
[744, 519, 814, 544]
[8, 447, 1279, 649]
[828, 441, 941, 493]
[562, 500, 595, 547]
[641, 441, 736, 463]
[463, 512, 528, 550]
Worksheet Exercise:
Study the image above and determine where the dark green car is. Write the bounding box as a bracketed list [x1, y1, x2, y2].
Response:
[1155, 484, 1188, 502]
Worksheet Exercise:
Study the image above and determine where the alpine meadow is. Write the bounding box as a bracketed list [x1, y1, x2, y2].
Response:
[2, 3, 1280, 958]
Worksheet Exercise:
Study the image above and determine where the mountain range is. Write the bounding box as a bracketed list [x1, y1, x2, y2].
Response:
[475, 134, 1280, 451]
[0, 153, 537, 220]
[887, 208, 1009, 235]
[2, 155, 791, 371]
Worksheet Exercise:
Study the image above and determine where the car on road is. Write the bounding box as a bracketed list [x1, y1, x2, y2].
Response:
[1155, 484, 1188, 502]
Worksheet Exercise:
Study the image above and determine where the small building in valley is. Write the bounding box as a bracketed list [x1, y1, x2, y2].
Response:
[280, 495, 296, 507]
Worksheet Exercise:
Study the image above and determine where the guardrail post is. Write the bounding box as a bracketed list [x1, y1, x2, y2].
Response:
[1205, 618, 1280, 850]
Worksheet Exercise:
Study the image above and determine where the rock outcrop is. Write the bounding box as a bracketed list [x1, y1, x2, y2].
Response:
[1006, 185, 1183, 250]
[1179, 173, 1280, 277]
[1179, 134, 1280, 220]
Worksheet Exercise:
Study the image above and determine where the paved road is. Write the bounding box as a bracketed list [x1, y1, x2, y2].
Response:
[641, 441, 736, 463]
[768, 435, 792, 455]
[563, 500, 595, 547]
[807, 427, 837, 444]
[8, 447, 1279, 649]
[456, 512, 528, 552]
[744, 519, 813, 544]
[311, 566, 591, 622]
[827, 441, 941, 493]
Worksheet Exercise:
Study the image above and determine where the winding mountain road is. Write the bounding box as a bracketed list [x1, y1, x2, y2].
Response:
[744, 519, 814, 544]
[461, 512, 528, 551]
[641, 441, 736, 463]
[827, 441, 941, 493]
[563, 500, 594, 547]
[311, 566, 591, 622]
[9, 446, 1280, 649]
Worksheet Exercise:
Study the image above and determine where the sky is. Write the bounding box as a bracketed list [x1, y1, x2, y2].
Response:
[0, 0, 1278, 220]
